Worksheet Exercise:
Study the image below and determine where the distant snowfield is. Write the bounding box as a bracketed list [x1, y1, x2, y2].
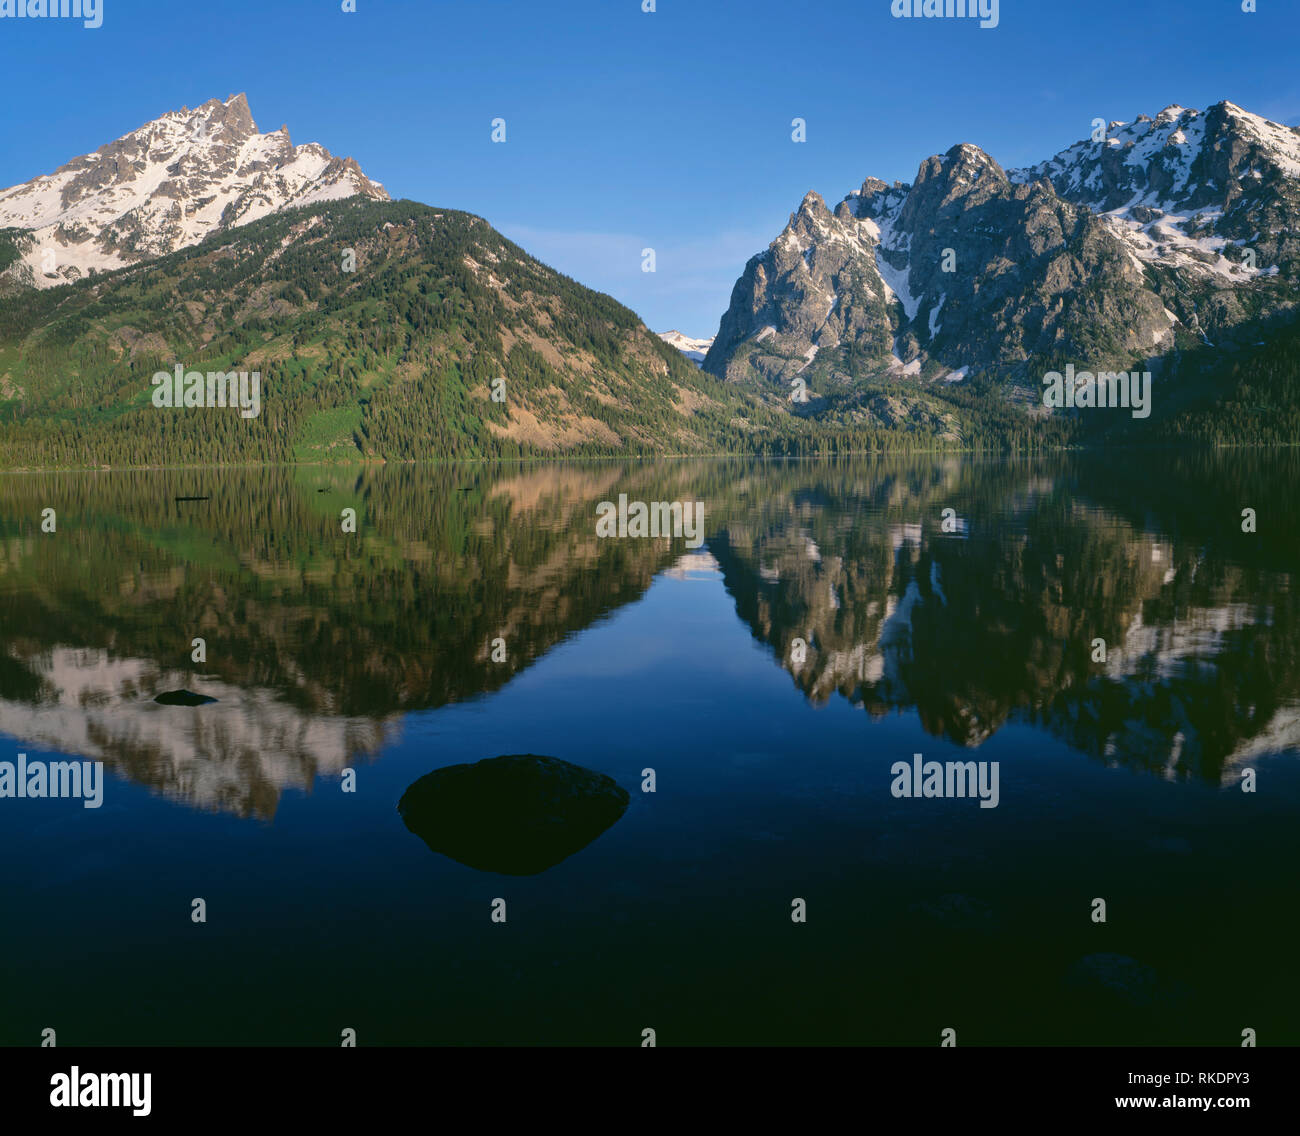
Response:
[658, 330, 715, 365]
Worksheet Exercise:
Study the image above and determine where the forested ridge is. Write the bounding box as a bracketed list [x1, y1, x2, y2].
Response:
[0, 197, 1295, 470]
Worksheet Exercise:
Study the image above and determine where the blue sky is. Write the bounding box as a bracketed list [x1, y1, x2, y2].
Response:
[1, 0, 1297, 336]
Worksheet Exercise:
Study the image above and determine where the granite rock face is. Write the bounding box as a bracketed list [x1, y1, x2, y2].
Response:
[704, 100, 1300, 413]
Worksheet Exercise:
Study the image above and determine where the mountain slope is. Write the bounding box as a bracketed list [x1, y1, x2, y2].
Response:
[0, 197, 792, 467]
[704, 99, 1300, 429]
[0, 94, 387, 289]
[1009, 101, 1300, 345]
[707, 152, 1175, 386]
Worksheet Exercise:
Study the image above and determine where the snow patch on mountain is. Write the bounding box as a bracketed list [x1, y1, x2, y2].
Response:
[863, 211, 919, 321]
[928, 293, 946, 338]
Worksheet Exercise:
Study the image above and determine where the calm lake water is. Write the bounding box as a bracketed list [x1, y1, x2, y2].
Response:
[1, 453, 1297, 1046]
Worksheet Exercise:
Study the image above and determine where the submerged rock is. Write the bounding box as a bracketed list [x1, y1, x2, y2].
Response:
[398, 754, 629, 875]
[153, 689, 218, 706]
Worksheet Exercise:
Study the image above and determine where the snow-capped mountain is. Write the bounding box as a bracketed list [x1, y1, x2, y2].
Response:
[1011, 102, 1297, 287]
[704, 100, 1300, 406]
[658, 330, 715, 365]
[0, 93, 388, 288]
[705, 150, 1172, 397]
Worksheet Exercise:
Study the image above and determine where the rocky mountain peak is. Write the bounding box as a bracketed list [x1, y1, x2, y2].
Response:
[1004, 98, 1300, 301]
[906, 144, 1009, 216]
[0, 94, 388, 288]
[205, 92, 257, 140]
[938, 142, 1005, 177]
[797, 189, 829, 216]
[704, 96, 1298, 409]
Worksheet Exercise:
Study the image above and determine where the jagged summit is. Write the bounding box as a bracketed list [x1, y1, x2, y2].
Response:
[1007, 98, 1300, 287]
[182, 92, 258, 139]
[703, 97, 1299, 409]
[0, 94, 389, 288]
[907, 144, 1010, 214]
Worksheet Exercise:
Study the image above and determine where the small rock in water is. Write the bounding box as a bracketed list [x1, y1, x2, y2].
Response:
[398, 754, 629, 875]
[154, 689, 218, 706]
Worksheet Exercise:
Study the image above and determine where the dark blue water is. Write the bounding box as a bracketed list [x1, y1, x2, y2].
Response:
[1, 454, 1296, 1045]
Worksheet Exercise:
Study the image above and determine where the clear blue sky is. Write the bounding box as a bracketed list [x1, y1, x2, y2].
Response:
[1, 0, 1297, 337]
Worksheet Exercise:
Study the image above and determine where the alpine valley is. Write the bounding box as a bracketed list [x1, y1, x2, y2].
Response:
[1, 96, 1298, 469]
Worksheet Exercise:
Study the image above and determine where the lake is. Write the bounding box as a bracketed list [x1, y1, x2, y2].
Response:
[1, 452, 1297, 1046]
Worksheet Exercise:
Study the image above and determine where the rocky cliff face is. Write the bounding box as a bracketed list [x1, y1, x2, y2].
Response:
[0, 94, 388, 288]
[1010, 101, 1300, 345]
[704, 100, 1300, 409]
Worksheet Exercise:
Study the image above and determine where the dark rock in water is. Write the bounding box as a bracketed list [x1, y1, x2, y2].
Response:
[154, 689, 218, 706]
[398, 754, 629, 875]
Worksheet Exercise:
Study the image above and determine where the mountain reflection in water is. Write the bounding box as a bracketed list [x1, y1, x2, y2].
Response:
[2, 453, 1298, 1048]
[0, 453, 1296, 815]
